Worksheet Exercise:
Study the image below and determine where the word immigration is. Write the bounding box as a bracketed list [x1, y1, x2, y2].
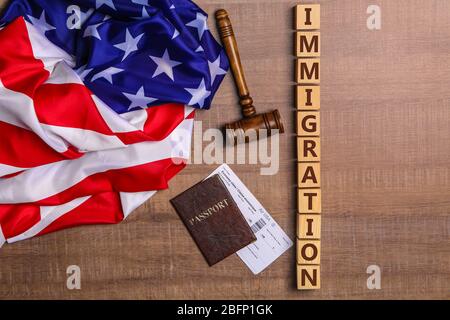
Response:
[295, 3, 322, 290]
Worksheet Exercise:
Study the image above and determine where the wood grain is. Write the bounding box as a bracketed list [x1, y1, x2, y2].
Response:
[0, 0, 449, 299]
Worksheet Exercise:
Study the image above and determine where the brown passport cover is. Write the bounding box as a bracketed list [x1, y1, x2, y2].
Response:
[170, 174, 256, 266]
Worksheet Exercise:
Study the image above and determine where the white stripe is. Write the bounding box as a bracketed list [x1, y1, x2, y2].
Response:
[44, 61, 84, 85]
[7, 196, 90, 243]
[24, 20, 75, 73]
[0, 163, 27, 177]
[40, 123, 125, 152]
[92, 95, 147, 133]
[119, 109, 148, 131]
[0, 118, 194, 203]
[0, 225, 5, 248]
[120, 191, 156, 218]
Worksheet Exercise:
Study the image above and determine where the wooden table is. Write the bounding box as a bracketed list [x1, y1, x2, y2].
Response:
[0, 0, 449, 299]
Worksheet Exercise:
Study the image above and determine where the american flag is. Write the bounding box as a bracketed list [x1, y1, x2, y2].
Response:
[0, 0, 228, 248]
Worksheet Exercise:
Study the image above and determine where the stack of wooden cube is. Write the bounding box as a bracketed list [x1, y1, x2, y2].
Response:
[295, 3, 321, 290]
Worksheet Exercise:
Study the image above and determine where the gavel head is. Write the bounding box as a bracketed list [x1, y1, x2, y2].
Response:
[224, 109, 285, 144]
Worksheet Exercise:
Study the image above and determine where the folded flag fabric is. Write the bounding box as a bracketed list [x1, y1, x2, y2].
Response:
[0, 0, 228, 248]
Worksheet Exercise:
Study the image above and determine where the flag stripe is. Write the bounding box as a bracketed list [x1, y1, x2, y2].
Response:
[0, 203, 41, 239]
[4, 190, 157, 243]
[7, 196, 91, 243]
[0, 79, 74, 153]
[36, 157, 187, 206]
[0, 17, 49, 97]
[0, 163, 27, 178]
[0, 118, 192, 204]
[0, 76, 191, 158]
[0, 225, 5, 248]
[34, 83, 116, 136]
[35, 192, 124, 239]
[2, 157, 185, 242]
[0, 121, 81, 170]
[119, 191, 156, 219]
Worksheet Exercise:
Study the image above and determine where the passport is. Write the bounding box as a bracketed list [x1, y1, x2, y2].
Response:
[170, 174, 256, 266]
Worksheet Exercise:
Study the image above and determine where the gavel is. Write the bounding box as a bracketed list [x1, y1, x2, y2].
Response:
[215, 9, 285, 144]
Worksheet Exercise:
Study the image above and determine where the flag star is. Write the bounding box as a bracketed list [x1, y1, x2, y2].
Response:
[170, 4, 176, 9]
[141, 7, 149, 18]
[84, 15, 110, 39]
[75, 65, 93, 80]
[195, 46, 204, 52]
[123, 86, 157, 111]
[149, 49, 182, 81]
[172, 28, 179, 39]
[132, 7, 149, 20]
[186, 12, 208, 40]
[163, 17, 178, 39]
[184, 79, 211, 108]
[114, 29, 144, 61]
[83, 21, 102, 39]
[96, 0, 116, 10]
[27, 11, 56, 34]
[91, 67, 123, 83]
[131, 0, 148, 5]
[208, 55, 227, 85]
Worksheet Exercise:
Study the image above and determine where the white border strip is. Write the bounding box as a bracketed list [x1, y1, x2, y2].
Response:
[0, 225, 5, 248]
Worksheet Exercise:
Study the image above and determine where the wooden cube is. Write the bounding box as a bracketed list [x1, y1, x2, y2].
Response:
[296, 58, 320, 84]
[295, 4, 320, 30]
[297, 137, 321, 161]
[295, 32, 320, 57]
[297, 214, 321, 239]
[298, 163, 320, 188]
[297, 239, 321, 264]
[297, 111, 320, 136]
[297, 265, 320, 289]
[298, 189, 321, 213]
[296, 85, 320, 110]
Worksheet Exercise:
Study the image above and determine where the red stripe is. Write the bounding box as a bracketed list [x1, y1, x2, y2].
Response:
[37, 192, 124, 237]
[0, 203, 40, 239]
[36, 158, 186, 206]
[0, 192, 124, 240]
[34, 83, 115, 135]
[142, 103, 187, 139]
[117, 104, 188, 144]
[0, 17, 48, 97]
[0, 121, 82, 169]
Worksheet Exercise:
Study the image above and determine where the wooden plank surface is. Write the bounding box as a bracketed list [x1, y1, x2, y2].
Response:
[0, 0, 449, 299]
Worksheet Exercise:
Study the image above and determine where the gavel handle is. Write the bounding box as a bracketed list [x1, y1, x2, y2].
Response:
[215, 9, 256, 118]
